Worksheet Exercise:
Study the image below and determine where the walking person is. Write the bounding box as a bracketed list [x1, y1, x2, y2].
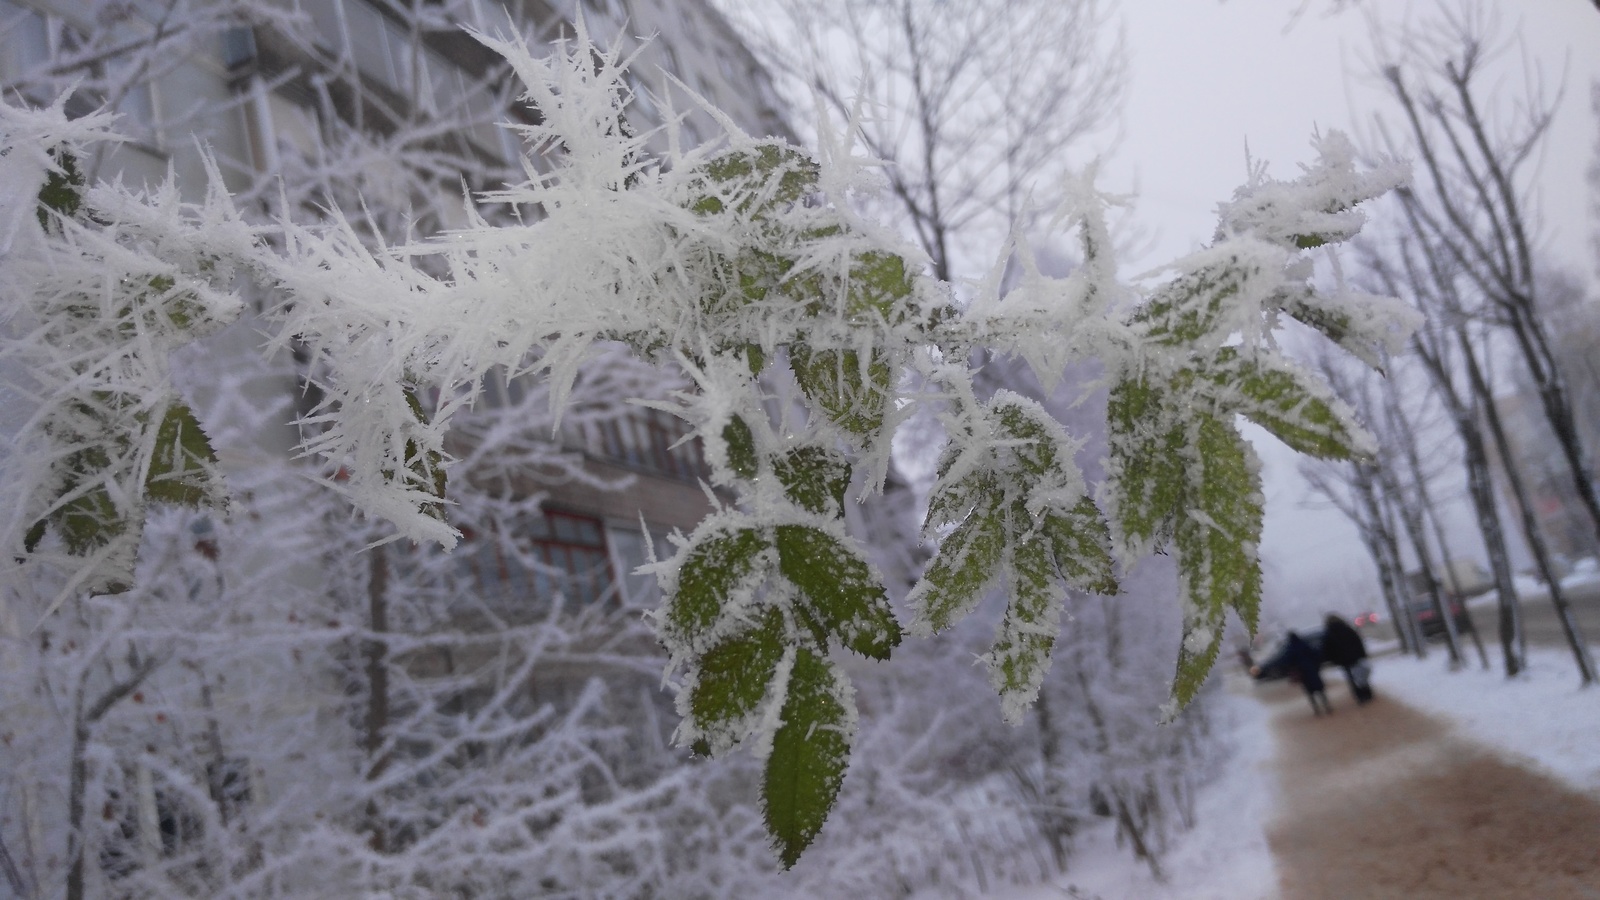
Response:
[1282, 631, 1332, 716]
[1321, 613, 1374, 704]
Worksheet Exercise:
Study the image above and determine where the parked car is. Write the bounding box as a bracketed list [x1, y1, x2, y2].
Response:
[1352, 610, 1381, 628]
[1408, 597, 1471, 641]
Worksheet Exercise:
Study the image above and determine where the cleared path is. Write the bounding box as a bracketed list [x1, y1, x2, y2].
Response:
[1260, 675, 1600, 899]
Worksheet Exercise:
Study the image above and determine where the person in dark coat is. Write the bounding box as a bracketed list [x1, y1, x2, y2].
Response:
[1322, 613, 1373, 704]
[1282, 631, 1332, 716]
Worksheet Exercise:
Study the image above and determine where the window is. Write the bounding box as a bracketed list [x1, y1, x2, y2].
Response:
[0, 2, 104, 116]
[530, 510, 613, 607]
[459, 510, 616, 610]
[570, 408, 707, 482]
[221, 26, 257, 70]
[606, 524, 668, 608]
[338, 0, 417, 95]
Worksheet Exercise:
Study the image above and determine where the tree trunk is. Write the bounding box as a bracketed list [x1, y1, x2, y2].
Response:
[65, 654, 160, 900]
[1363, 522, 1414, 656]
[1373, 472, 1430, 659]
[363, 544, 392, 852]
[1355, 466, 1425, 657]
[0, 829, 26, 900]
[1461, 327, 1597, 683]
[1424, 509, 1491, 671]
[1500, 293, 1600, 553]
[1457, 404, 1526, 678]
[1383, 41, 1600, 555]
[64, 695, 91, 900]
[1397, 314, 1524, 677]
[1392, 473, 1465, 668]
[1032, 689, 1072, 872]
[1377, 368, 1492, 669]
[1370, 399, 1466, 667]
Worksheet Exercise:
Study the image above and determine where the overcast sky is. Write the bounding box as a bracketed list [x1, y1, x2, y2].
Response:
[1108, 1, 1600, 626]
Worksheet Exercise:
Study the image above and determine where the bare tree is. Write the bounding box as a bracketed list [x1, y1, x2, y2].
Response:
[1360, 239, 1527, 676]
[1360, 176, 1595, 682]
[724, 0, 1126, 283]
[1372, 387, 1467, 669]
[1593, 83, 1600, 280]
[1374, 376, 1491, 669]
[1372, 5, 1600, 555]
[1299, 353, 1444, 662]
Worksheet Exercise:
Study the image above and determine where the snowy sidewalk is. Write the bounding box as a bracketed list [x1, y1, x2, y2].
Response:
[1260, 671, 1600, 899]
[994, 650, 1600, 899]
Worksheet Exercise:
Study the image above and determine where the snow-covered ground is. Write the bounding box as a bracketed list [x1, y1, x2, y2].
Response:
[995, 645, 1600, 899]
[998, 680, 1281, 900]
[1378, 648, 1600, 796]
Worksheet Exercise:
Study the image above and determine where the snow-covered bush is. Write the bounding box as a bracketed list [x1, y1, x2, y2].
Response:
[2, 23, 1417, 868]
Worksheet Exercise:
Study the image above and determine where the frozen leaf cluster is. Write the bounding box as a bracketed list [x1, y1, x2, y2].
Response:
[908, 391, 1116, 724]
[1104, 132, 1415, 712]
[1, 100, 254, 595]
[0, 30, 1420, 867]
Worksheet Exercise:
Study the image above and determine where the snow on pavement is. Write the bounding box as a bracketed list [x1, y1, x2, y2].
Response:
[991, 646, 1600, 898]
[1374, 647, 1600, 797]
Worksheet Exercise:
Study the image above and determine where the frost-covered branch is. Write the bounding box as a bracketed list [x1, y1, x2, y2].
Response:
[2, 23, 1416, 867]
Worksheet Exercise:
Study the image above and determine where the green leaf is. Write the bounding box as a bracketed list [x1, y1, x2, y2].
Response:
[403, 389, 447, 518]
[791, 601, 832, 651]
[1211, 350, 1356, 459]
[733, 248, 791, 307]
[722, 415, 759, 480]
[986, 537, 1063, 724]
[1169, 416, 1262, 712]
[846, 251, 914, 323]
[1042, 497, 1118, 595]
[692, 143, 820, 219]
[992, 400, 1060, 476]
[1106, 375, 1185, 549]
[37, 149, 83, 228]
[1129, 260, 1247, 345]
[41, 434, 125, 557]
[144, 403, 218, 507]
[924, 453, 989, 527]
[23, 519, 47, 554]
[910, 499, 1008, 634]
[1282, 293, 1352, 348]
[689, 607, 785, 754]
[667, 528, 771, 644]
[763, 646, 852, 869]
[790, 346, 891, 438]
[56, 481, 123, 556]
[775, 525, 899, 660]
[744, 343, 767, 377]
[773, 446, 850, 516]
[1278, 287, 1414, 374]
